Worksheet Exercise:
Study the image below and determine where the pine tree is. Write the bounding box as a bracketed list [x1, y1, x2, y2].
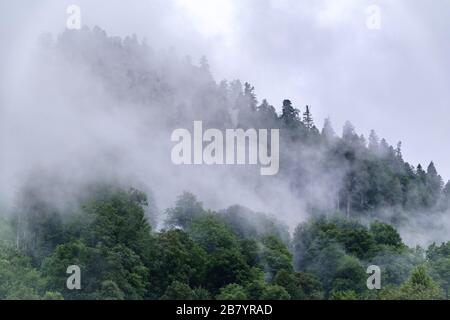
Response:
[243, 82, 257, 112]
[256, 99, 277, 124]
[426, 162, 444, 206]
[416, 164, 427, 183]
[280, 99, 300, 125]
[379, 138, 390, 156]
[368, 130, 379, 154]
[303, 105, 314, 130]
[257, 99, 275, 114]
[443, 181, 450, 199]
[359, 135, 367, 147]
[321, 117, 335, 141]
[342, 121, 356, 143]
[442, 181, 450, 210]
[395, 142, 403, 159]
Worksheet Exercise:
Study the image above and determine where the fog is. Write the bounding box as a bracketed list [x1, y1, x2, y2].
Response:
[1, 25, 311, 229]
[1, 1, 450, 247]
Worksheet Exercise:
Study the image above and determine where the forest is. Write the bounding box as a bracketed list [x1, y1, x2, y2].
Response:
[0, 27, 449, 300]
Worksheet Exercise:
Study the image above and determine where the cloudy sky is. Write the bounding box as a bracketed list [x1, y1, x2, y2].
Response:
[2, 0, 450, 179]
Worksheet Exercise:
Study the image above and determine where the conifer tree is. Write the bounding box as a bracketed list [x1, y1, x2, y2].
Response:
[368, 130, 379, 154]
[321, 117, 335, 141]
[280, 99, 300, 125]
[303, 105, 314, 130]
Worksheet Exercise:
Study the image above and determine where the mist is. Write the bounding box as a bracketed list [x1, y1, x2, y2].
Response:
[1, 26, 309, 228]
[1, 1, 450, 248]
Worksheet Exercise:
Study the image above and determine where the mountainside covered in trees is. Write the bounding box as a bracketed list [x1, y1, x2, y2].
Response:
[30, 28, 450, 227]
[0, 27, 449, 300]
[0, 187, 449, 300]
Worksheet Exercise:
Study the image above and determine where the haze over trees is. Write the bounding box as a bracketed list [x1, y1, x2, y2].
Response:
[0, 27, 449, 300]
[0, 188, 448, 300]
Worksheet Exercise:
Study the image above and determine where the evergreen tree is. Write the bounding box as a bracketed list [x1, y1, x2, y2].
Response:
[395, 141, 403, 159]
[280, 99, 300, 125]
[368, 130, 379, 154]
[380, 266, 444, 300]
[443, 181, 450, 198]
[165, 192, 205, 229]
[321, 117, 335, 141]
[416, 164, 427, 183]
[243, 82, 257, 112]
[426, 162, 443, 206]
[216, 284, 248, 300]
[442, 181, 450, 209]
[256, 99, 278, 126]
[303, 105, 314, 130]
[342, 121, 357, 144]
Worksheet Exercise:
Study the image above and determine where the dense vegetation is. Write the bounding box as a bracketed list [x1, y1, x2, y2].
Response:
[32, 27, 450, 222]
[0, 188, 448, 300]
[1, 27, 449, 300]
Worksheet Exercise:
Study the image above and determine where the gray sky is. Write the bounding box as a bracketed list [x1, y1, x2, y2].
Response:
[2, 0, 450, 179]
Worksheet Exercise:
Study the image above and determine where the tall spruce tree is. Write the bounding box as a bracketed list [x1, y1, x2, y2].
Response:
[303, 105, 314, 130]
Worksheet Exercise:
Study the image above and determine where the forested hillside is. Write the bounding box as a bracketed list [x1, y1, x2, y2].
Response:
[49, 28, 450, 218]
[1, 27, 449, 300]
[0, 188, 448, 299]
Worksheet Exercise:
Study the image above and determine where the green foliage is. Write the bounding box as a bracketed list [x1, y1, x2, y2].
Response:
[41, 241, 100, 299]
[245, 279, 266, 300]
[192, 287, 211, 300]
[161, 281, 195, 300]
[216, 284, 248, 300]
[261, 235, 293, 279]
[188, 214, 238, 253]
[370, 247, 424, 286]
[3, 28, 450, 301]
[239, 239, 260, 267]
[370, 221, 403, 249]
[292, 216, 427, 299]
[379, 266, 444, 300]
[219, 205, 290, 244]
[260, 285, 291, 300]
[330, 290, 358, 300]
[205, 248, 251, 294]
[43, 291, 64, 300]
[427, 242, 450, 298]
[293, 272, 323, 299]
[0, 244, 48, 299]
[0, 215, 14, 244]
[293, 217, 379, 274]
[80, 186, 152, 255]
[40, 187, 153, 300]
[2, 186, 448, 301]
[149, 229, 207, 298]
[97, 280, 125, 300]
[331, 255, 366, 295]
[165, 192, 205, 229]
[273, 269, 323, 300]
